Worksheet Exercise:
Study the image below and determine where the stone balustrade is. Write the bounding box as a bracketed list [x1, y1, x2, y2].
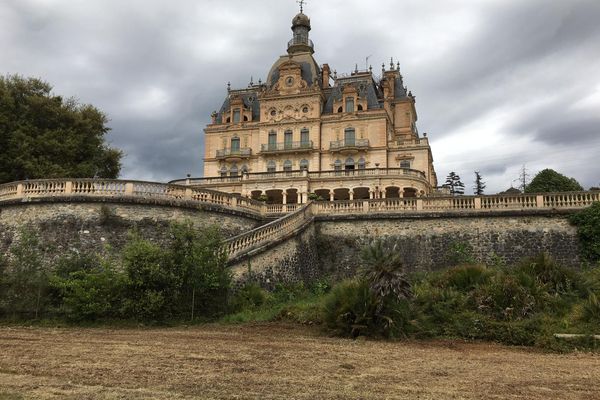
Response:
[0, 178, 268, 216]
[1, 179, 598, 262]
[226, 203, 314, 261]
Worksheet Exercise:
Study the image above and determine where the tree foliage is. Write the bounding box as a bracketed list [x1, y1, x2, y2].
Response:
[525, 169, 583, 193]
[444, 172, 465, 195]
[569, 202, 600, 262]
[0, 74, 122, 184]
[473, 171, 486, 195]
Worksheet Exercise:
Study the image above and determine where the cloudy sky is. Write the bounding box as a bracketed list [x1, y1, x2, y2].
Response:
[1, 0, 599, 192]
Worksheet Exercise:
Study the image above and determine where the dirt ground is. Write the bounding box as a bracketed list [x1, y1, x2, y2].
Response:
[0, 323, 598, 400]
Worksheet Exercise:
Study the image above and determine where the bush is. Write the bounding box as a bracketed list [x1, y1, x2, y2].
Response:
[230, 283, 270, 312]
[445, 241, 476, 266]
[436, 264, 491, 291]
[50, 261, 125, 321]
[322, 279, 413, 338]
[516, 253, 582, 296]
[581, 292, 600, 323]
[569, 202, 600, 262]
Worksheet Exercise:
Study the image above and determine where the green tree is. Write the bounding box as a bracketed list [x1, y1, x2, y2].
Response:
[444, 172, 465, 195]
[473, 171, 486, 195]
[0, 74, 122, 184]
[524, 169, 583, 193]
[569, 202, 600, 262]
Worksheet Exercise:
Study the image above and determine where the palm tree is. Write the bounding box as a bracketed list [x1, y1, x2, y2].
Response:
[359, 240, 412, 309]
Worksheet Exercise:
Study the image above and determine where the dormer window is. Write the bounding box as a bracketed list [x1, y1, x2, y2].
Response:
[345, 97, 354, 112]
[233, 108, 241, 123]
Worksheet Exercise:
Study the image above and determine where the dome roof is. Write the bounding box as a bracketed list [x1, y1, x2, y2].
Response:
[292, 12, 310, 28]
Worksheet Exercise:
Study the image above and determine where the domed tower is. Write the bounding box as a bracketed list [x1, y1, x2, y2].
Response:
[288, 12, 314, 54]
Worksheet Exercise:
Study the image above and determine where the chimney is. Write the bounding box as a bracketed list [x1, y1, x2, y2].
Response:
[322, 64, 331, 88]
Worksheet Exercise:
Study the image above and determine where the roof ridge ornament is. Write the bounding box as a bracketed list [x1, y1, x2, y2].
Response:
[297, 0, 306, 13]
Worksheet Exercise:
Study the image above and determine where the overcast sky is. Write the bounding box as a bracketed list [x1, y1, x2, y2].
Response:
[1, 0, 599, 193]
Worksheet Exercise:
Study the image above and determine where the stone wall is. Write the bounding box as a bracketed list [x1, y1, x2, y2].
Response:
[229, 224, 321, 289]
[315, 211, 582, 279]
[0, 200, 261, 265]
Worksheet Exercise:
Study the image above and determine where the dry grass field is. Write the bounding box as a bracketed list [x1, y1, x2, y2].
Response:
[0, 323, 598, 400]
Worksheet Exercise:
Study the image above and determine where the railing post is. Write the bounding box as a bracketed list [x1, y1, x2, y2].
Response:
[363, 200, 369, 213]
[185, 188, 192, 200]
[416, 198, 423, 211]
[16, 183, 23, 196]
[64, 181, 73, 194]
[474, 197, 481, 209]
[536, 195, 544, 208]
[232, 196, 238, 208]
[125, 182, 134, 195]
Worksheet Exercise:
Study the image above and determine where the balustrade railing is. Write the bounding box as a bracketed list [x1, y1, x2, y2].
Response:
[226, 203, 313, 260]
[330, 138, 369, 150]
[260, 141, 314, 153]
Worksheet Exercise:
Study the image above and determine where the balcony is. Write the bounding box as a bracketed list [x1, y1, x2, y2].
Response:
[215, 147, 252, 161]
[329, 138, 369, 154]
[260, 141, 314, 154]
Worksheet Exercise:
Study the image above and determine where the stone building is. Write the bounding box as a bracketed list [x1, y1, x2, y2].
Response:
[185, 9, 438, 204]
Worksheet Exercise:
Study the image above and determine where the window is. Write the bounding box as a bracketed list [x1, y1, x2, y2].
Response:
[284, 130, 293, 149]
[344, 128, 356, 146]
[270, 109, 277, 117]
[300, 159, 309, 171]
[241, 165, 249, 174]
[302, 106, 309, 113]
[358, 157, 366, 169]
[283, 160, 292, 173]
[345, 97, 354, 112]
[334, 159, 342, 171]
[268, 131, 277, 150]
[220, 167, 227, 177]
[400, 160, 411, 169]
[230, 164, 238, 177]
[337, 106, 342, 113]
[357, 104, 363, 111]
[233, 109, 241, 123]
[300, 128, 309, 146]
[231, 137, 240, 152]
[345, 157, 355, 170]
[267, 161, 276, 173]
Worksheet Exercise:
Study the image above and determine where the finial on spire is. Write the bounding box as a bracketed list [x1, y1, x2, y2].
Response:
[258, 78, 262, 85]
[227, 81, 231, 91]
[355, 64, 358, 73]
[390, 58, 395, 70]
[382, 63, 385, 74]
[249, 76, 254, 87]
[396, 62, 400, 70]
[369, 65, 373, 73]
[333, 70, 337, 79]
[297, 0, 306, 13]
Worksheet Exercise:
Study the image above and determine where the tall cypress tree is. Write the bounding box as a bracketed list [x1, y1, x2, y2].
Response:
[473, 171, 486, 195]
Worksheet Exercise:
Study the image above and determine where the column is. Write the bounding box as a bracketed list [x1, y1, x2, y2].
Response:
[329, 190, 335, 202]
[282, 192, 287, 205]
[399, 189, 404, 198]
[369, 190, 374, 199]
[349, 189, 354, 201]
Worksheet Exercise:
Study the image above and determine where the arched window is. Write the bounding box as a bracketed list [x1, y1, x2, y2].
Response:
[243, 115, 248, 122]
[337, 106, 343, 113]
[344, 128, 355, 146]
[345, 97, 354, 112]
[241, 164, 249, 174]
[230, 164, 238, 177]
[357, 104, 363, 111]
[226, 117, 231, 123]
[231, 137, 240, 152]
[300, 128, 309, 146]
[345, 157, 355, 170]
[220, 166, 228, 178]
[267, 160, 276, 173]
[400, 160, 411, 169]
[283, 160, 293, 172]
[334, 159, 342, 171]
[300, 159, 309, 171]
[284, 129, 293, 149]
[358, 157, 366, 169]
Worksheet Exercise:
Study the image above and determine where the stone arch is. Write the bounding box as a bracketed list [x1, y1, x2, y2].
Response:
[385, 186, 401, 198]
[352, 187, 370, 200]
[403, 187, 418, 198]
[333, 188, 350, 201]
[265, 189, 283, 204]
[314, 189, 330, 201]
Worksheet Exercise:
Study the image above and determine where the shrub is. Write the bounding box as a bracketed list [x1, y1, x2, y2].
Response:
[50, 261, 125, 321]
[437, 264, 491, 292]
[516, 253, 582, 296]
[230, 283, 269, 312]
[581, 292, 600, 323]
[569, 202, 600, 262]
